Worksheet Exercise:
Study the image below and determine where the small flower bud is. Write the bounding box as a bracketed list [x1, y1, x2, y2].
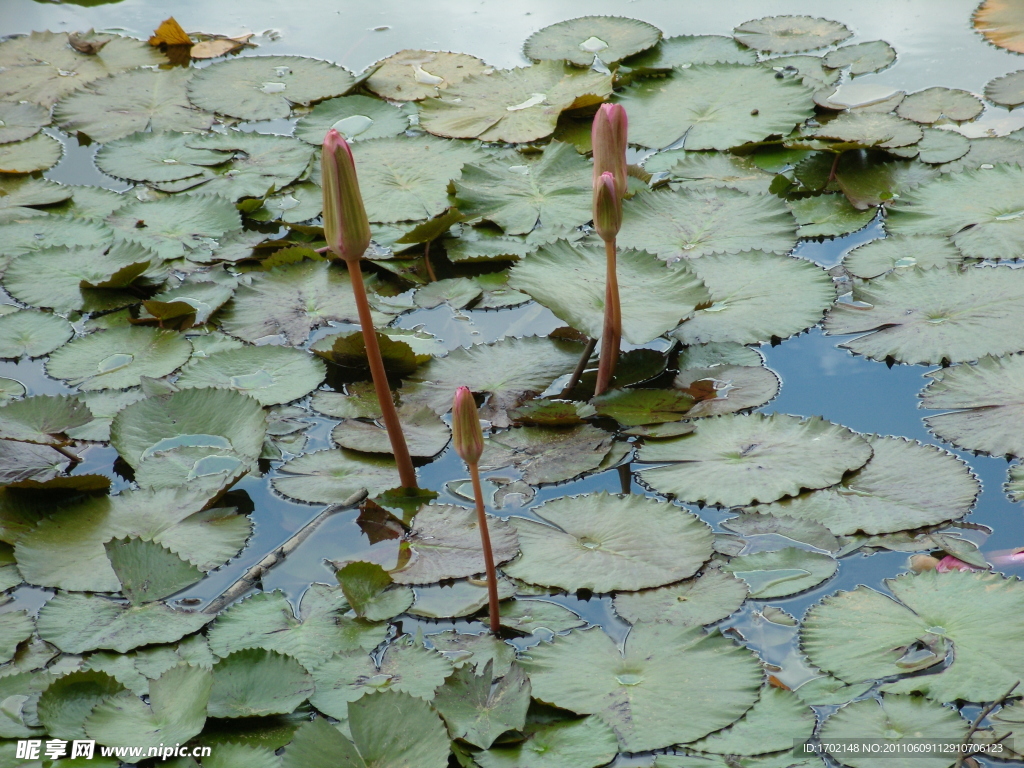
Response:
[592, 103, 628, 197]
[594, 171, 622, 242]
[321, 128, 372, 261]
[452, 386, 484, 465]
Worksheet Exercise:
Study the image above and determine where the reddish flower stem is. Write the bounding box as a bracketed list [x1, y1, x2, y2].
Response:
[343, 254, 417, 490]
[469, 462, 501, 634]
[595, 237, 621, 396]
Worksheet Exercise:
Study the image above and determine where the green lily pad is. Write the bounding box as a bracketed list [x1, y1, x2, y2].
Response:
[0, 101, 49, 144]
[207, 585, 388, 670]
[623, 35, 757, 70]
[443, 221, 573, 262]
[0, 394, 92, 445]
[54, 69, 214, 143]
[819, 694, 968, 768]
[985, 70, 1024, 108]
[476, 715, 619, 768]
[0, 31, 164, 107]
[618, 63, 814, 150]
[0, 216, 111, 272]
[620, 188, 797, 260]
[0, 133, 62, 173]
[294, 94, 412, 144]
[85, 663, 211, 749]
[187, 55, 356, 120]
[428, 632, 516, 676]
[0, 378, 26, 404]
[915, 127, 971, 164]
[178, 132, 314, 200]
[637, 413, 872, 507]
[733, 16, 852, 53]
[722, 547, 837, 598]
[896, 87, 985, 123]
[510, 241, 710, 344]
[176, 346, 325, 407]
[95, 131, 231, 183]
[37, 593, 211, 654]
[419, 61, 612, 143]
[0, 176, 72, 220]
[309, 634, 452, 716]
[505, 492, 713, 592]
[389, 504, 519, 585]
[0, 440, 72, 486]
[687, 687, 815, 754]
[106, 194, 242, 261]
[674, 364, 780, 418]
[523, 624, 762, 750]
[46, 326, 192, 391]
[842, 234, 962, 279]
[0, 310, 73, 359]
[454, 142, 591, 236]
[649, 151, 776, 195]
[209, 649, 314, 718]
[591, 388, 694, 426]
[404, 336, 582, 428]
[790, 193, 875, 237]
[3, 240, 161, 313]
[922, 353, 1024, 457]
[0, 611, 33, 665]
[765, 55, 840, 90]
[332, 404, 450, 458]
[752, 435, 978, 535]
[409, 577, 517, 619]
[105, 537, 204, 604]
[670, 251, 835, 346]
[802, 569, 1024, 702]
[657, 753, 822, 768]
[678, 342, 764, 369]
[336, 561, 414, 621]
[311, 329, 427, 378]
[433, 661, 529, 750]
[349, 135, 480, 223]
[613, 567, 749, 627]
[939, 136, 1024, 174]
[365, 50, 490, 102]
[524, 16, 662, 66]
[139, 277, 236, 327]
[499, 599, 587, 633]
[823, 40, 897, 75]
[722, 512, 840, 551]
[806, 112, 923, 149]
[273, 449, 402, 504]
[203, 744, 282, 768]
[793, 675, 873, 707]
[281, 692, 450, 768]
[478, 424, 614, 484]
[824, 265, 1024, 364]
[221, 260, 376, 345]
[37, 670, 126, 741]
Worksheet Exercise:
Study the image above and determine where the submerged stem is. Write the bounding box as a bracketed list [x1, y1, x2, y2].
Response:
[423, 240, 437, 283]
[469, 462, 501, 634]
[344, 254, 418, 489]
[560, 336, 598, 398]
[595, 236, 621, 396]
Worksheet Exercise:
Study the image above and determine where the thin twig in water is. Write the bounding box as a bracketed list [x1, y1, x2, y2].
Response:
[423, 240, 437, 283]
[52, 444, 82, 465]
[559, 336, 597, 399]
[953, 680, 1019, 768]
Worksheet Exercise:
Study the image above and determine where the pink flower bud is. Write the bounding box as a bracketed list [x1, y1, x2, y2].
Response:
[321, 129, 372, 261]
[452, 386, 484, 466]
[935, 555, 980, 573]
[593, 171, 622, 242]
[592, 103, 628, 197]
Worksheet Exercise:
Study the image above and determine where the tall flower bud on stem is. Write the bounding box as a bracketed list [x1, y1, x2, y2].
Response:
[591, 104, 628, 396]
[452, 386, 501, 634]
[322, 129, 417, 489]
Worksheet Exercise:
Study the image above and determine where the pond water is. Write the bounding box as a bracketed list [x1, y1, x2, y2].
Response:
[3, 0, 1024, 764]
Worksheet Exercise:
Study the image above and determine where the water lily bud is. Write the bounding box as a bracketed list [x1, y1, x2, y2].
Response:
[452, 386, 484, 465]
[594, 171, 622, 242]
[935, 555, 980, 573]
[909, 554, 939, 573]
[592, 103, 628, 197]
[321, 128, 372, 260]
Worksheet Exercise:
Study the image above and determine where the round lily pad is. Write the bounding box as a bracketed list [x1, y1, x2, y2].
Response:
[504, 492, 713, 592]
[975, 0, 1024, 53]
[0, 394, 92, 445]
[95, 131, 231, 183]
[922, 353, 1024, 457]
[842, 234, 962, 279]
[272, 449, 402, 504]
[419, 61, 612, 144]
[637, 413, 873, 507]
[176, 346, 325, 407]
[522, 624, 763, 750]
[46, 327, 192, 391]
[524, 16, 662, 66]
[209, 649, 314, 719]
[106, 194, 241, 261]
[294, 95, 412, 145]
[752, 435, 978, 536]
[0, 176, 71, 221]
[686, 687, 816, 755]
[479, 424, 616, 484]
[176, 132, 314, 201]
[618, 63, 814, 150]
[332, 404, 450, 458]
[674, 364, 780, 418]
[986, 70, 1024, 108]
[0, 310, 73, 359]
[623, 35, 757, 70]
[896, 87, 984, 123]
[916, 127, 971, 164]
[54, 69, 214, 143]
[807, 112, 923, 148]
[187, 55, 356, 120]
[670, 251, 836, 346]
[823, 40, 897, 76]
[620, 187, 798, 260]
[0, 133, 62, 173]
[824, 265, 1024, 365]
[509, 241, 710, 344]
[802, 569, 1024, 702]
[733, 16, 852, 53]
[613, 567, 749, 627]
[789, 193, 875, 238]
[366, 50, 490, 102]
[723, 547, 838, 598]
[475, 716, 618, 768]
[0, 101, 49, 144]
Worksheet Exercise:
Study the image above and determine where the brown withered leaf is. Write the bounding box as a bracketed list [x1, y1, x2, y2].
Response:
[191, 35, 252, 60]
[149, 18, 192, 47]
[68, 31, 113, 55]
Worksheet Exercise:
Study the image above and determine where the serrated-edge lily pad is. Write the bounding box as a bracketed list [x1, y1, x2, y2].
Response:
[722, 547, 838, 598]
[613, 567, 749, 627]
[824, 265, 1024, 365]
[105, 537, 204, 604]
[95, 130, 231, 183]
[0, 310, 73, 359]
[524, 16, 662, 66]
[686, 687, 816, 755]
[985, 70, 1024, 108]
[823, 40, 897, 76]
[522, 624, 763, 750]
[0, 394, 93, 445]
[674, 364, 781, 418]
[36, 670, 126, 741]
[187, 55, 356, 120]
[209, 648, 314, 719]
[478, 424, 614, 485]
[637, 413, 872, 507]
[505, 492, 713, 592]
[623, 35, 757, 70]
[476, 714, 618, 768]
[176, 346, 325, 407]
[0, 133, 62, 173]
[842, 234, 963, 279]
[294, 94, 412, 144]
[46, 326, 192, 391]
[365, 49, 490, 102]
[332, 403, 451, 458]
[733, 16, 852, 53]
[433, 661, 529, 750]
[896, 86, 985, 123]
[0, 101, 49, 144]
[273, 449, 402, 505]
[106, 194, 242, 261]
[790, 193, 875, 238]
[618, 63, 815, 150]
[0, 176, 71, 220]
